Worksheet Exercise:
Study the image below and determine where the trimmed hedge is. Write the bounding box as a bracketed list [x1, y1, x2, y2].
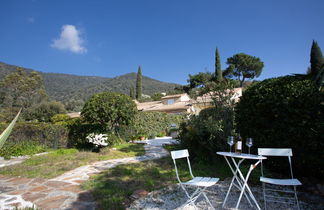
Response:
[0, 122, 68, 158]
[133, 111, 186, 139]
[235, 75, 324, 178]
[0, 122, 68, 149]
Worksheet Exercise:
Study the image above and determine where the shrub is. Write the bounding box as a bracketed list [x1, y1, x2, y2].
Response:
[51, 114, 71, 125]
[23, 101, 66, 122]
[0, 141, 46, 159]
[81, 92, 137, 132]
[67, 118, 104, 149]
[235, 75, 324, 178]
[0, 122, 68, 149]
[178, 106, 234, 160]
[67, 117, 124, 149]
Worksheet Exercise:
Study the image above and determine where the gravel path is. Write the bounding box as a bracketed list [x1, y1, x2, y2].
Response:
[128, 179, 320, 210]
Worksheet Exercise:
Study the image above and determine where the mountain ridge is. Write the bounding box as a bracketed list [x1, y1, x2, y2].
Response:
[0, 61, 180, 110]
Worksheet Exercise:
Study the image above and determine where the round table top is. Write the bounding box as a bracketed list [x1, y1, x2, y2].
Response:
[217, 151, 267, 160]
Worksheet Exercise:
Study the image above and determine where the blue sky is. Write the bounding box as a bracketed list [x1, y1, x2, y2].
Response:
[1, 0, 323, 84]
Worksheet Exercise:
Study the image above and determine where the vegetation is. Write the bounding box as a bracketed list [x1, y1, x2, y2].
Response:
[0, 143, 145, 178]
[81, 92, 137, 132]
[151, 92, 163, 101]
[136, 66, 143, 99]
[0, 62, 179, 112]
[129, 86, 135, 99]
[235, 75, 324, 178]
[0, 67, 47, 109]
[308, 40, 324, 90]
[24, 101, 66, 122]
[224, 53, 264, 87]
[215, 47, 223, 81]
[309, 40, 324, 76]
[0, 109, 21, 149]
[0, 141, 46, 159]
[0, 122, 68, 149]
[133, 111, 185, 139]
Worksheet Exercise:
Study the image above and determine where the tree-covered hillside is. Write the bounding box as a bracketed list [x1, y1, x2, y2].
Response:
[0, 62, 179, 111]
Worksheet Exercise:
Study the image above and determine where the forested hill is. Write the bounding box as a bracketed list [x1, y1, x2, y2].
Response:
[0, 62, 179, 108]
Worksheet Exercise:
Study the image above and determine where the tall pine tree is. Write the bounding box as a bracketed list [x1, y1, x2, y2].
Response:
[310, 40, 324, 76]
[136, 66, 142, 99]
[215, 48, 223, 81]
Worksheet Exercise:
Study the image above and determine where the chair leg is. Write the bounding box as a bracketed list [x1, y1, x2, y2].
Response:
[262, 183, 267, 210]
[294, 186, 300, 210]
[202, 191, 215, 210]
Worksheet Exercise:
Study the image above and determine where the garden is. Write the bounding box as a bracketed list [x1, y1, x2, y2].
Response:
[0, 42, 323, 209]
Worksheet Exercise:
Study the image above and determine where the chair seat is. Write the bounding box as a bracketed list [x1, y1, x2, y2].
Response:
[184, 176, 219, 187]
[260, 176, 302, 186]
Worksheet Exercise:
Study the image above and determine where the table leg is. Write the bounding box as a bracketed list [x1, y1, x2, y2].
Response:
[222, 157, 252, 208]
[235, 161, 262, 210]
[230, 157, 253, 207]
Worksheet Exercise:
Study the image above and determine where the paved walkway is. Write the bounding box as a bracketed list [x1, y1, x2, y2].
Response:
[0, 138, 173, 210]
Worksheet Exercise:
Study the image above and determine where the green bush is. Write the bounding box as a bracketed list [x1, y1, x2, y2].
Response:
[235, 75, 324, 178]
[0, 122, 68, 149]
[105, 133, 123, 146]
[179, 106, 234, 160]
[67, 118, 104, 149]
[0, 141, 46, 159]
[133, 112, 185, 139]
[51, 114, 71, 125]
[23, 101, 66, 122]
[81, 92, 137, 132]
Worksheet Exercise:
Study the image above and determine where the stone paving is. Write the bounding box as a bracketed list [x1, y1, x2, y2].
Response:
[0, 138, 172, 210]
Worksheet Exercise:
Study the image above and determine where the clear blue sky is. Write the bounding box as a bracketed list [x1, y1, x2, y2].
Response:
[1, 0, 323, 84]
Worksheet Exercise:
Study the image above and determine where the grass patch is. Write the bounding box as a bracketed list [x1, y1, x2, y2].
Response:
[0, 141, 47, 159]
[82, 157, 177, 210]
[82, 144, 265, 209]
[0, 143, 145, 179]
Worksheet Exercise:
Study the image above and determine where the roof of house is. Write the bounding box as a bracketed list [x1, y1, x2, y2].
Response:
[67, 112, 81, 118]
[161, 93, 188, 100]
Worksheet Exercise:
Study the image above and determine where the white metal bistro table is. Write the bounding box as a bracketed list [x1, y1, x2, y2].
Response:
[217, 152, 267, 210]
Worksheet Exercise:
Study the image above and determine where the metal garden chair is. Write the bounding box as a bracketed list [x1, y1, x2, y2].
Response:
[171, 149, 219, 209]
[258, 148, 302, 210]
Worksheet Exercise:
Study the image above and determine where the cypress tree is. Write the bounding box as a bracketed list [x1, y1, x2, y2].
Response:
[129, 87, 135, 99]
[310, 40, 324, 76]
[136, 66, 142, 99]
[215, 48, 223, 81]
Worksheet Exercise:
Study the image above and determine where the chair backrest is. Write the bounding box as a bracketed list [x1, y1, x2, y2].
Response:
[258, 148, 292, 157]
[258, 148, 294, 178]
[171, 149, 189, 159]
[171, 149, 194, 183]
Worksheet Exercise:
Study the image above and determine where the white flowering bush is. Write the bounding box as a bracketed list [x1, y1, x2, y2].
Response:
[86, 133, 109, 148]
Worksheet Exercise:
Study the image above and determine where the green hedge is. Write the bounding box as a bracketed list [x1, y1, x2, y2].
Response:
[133, 111, 186, 139]
[0, 122, 68, 149]
[235, 75, 324, 178]
[0, 122, 68, 158]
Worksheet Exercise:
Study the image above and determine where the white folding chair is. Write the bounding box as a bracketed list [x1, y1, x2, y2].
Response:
[171, 149, 219, 209]
[258, 148, 302, 210]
